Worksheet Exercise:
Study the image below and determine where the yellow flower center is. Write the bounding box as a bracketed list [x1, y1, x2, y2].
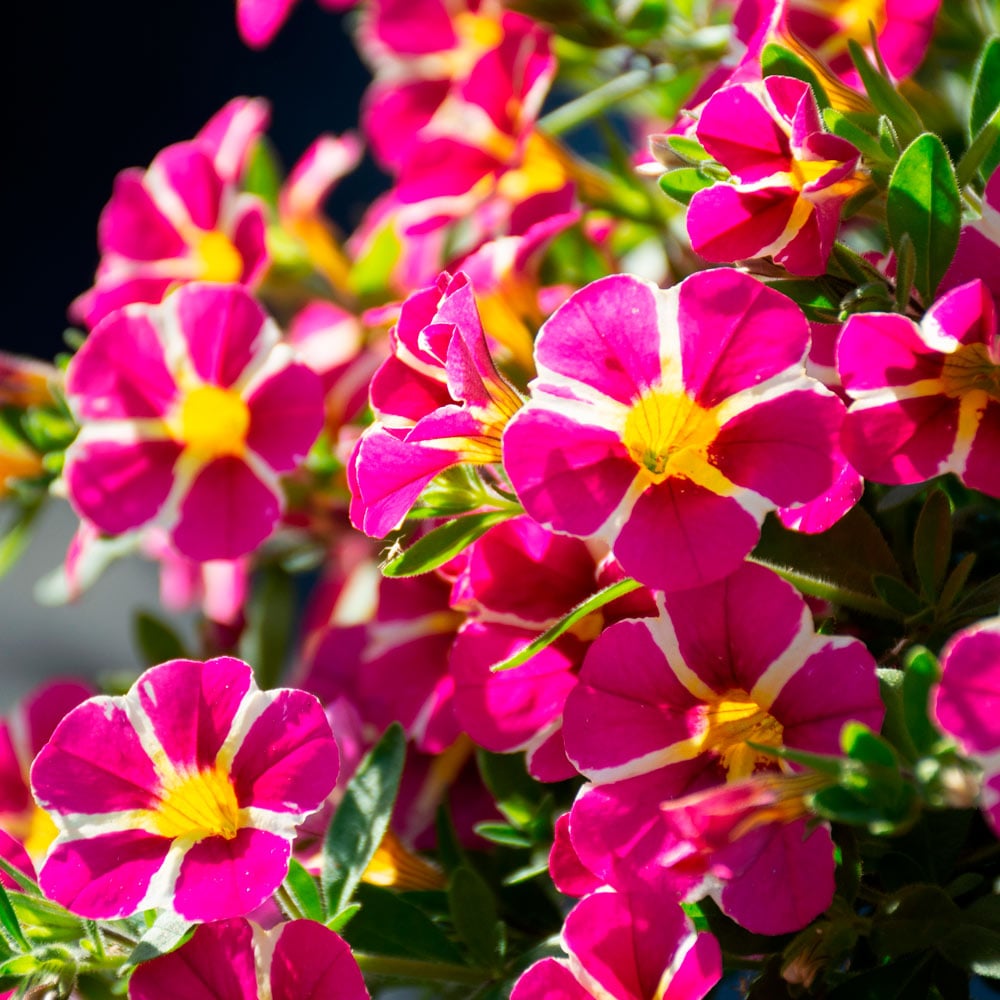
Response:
[196, 230, 245, 284]
[153, 765, 241, 841]
[699, 690, 785, 781]
[178, 384, 251, 461]
[622, 388, 720, 485]
[941, 342, 1000, 400]
[453, 11, 504, 52]
[497, 132, 571, 203]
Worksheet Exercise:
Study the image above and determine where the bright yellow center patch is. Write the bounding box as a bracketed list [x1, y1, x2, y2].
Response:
[497, 132, 570, 203]
[700, 690, 784, 781]
[179, 385, 251, 461]
[622, 388, 720, 485]
[154, 765, 241, 841]
[941, 343, 1000, 400]
[453, 11, 504, 51]
[196, 230, 245, 284]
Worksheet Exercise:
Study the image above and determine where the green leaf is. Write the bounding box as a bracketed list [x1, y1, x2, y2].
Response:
[475, 751, 547, 830]
[490, 577, 642, 672]
[827, 954, 930, 1000]
[893, 232, 916, 313]
[871, 574, 925, 616]
[761, 42, 829, 108]
[957, 107, 1000, 188]
[886, 133, 961, 304]
[472, 823, 535, 848]
[657, 167, 716, 206]
[239, 565, 297, 689]
[901, 647, 941, 757]
[0, 497, 43, 580]
[381, 511, 515, 578]
[343, 883, 466, 964]
[0, 885, 27, 951]
[663, 135, 711, 164]
[350, 219, 402, 302]
[125, 911, 193, 967]
[938, 553, 976, 612]
[877, 668, 920, 764]
[847, 39, 923, 146]
[133, 610, 188, 667]
[242, 137, 284, 210]
[434, 805, 467, 874]
[19, 410, 77, 453]
[823, 108, 889, 165]
[937, 926, 1000, 977]
[281, 858, 325, 922]
[970, 36, 1000, 140]
[326, 903, 361, 932]
[323, 723, 406, 915]
[842, 723, 898, 769]
[448, 867, 505, 970]
[765, 277, 845, 324]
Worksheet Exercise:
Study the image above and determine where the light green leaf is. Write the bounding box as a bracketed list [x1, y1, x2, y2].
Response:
[382, 510, 515, 578]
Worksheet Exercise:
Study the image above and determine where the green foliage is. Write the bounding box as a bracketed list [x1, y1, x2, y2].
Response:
[239, 564, 297, 689]
[133, 610, 188, 667]
[761, 42, 830, 108]
[382, 510, 517, 578]
[657, 166, 717, 205]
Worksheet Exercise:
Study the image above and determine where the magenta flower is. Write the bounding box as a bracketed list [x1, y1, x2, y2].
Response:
[503, 270, 846, 592]
[941, 169, 1000, 310]
[512, 890, 721, 1000]
[349, 271, 523, 538]
[838, 279, 1000, 497]
[130, 917, 369, 999]
[237, 0, 357, 49]
[71, 100, 271, 329]
[30, 657, 339, 921]
[560, 563, 882, 932]
[686, 76, 864, 276]
[932, 618, 1000, 834]
[63, 282, 325, 561]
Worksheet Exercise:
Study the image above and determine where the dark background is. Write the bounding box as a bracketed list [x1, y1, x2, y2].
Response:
[10, 0, 378, 362]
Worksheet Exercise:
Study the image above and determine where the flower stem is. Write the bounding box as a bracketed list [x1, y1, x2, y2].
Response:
[353, 952, 490, 985]
[540, 62, 678, 137]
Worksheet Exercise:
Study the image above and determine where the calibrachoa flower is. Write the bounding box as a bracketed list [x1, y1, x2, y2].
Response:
[349, 270, 523, 537]
[512, 889, 721, 1000]
[932, 617, 1000, 834]
[71, 100, 271, 329]
[941, 168, 1000, 309]
[503, 269, 846, 592]
[129, 916, 369, 999]
[63, 282, 325, 561]
[30, 657, 339, 921]
[686, 76, 865, 276]
[561, 563, 883, 932]
[838, 278, 1000, 498]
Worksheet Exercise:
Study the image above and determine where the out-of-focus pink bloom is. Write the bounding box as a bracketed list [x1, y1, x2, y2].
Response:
[504, 270, 846, 592]
[0, 352, 57, 409]
[130, 916, 369, 999]
[349, 271, 523, 537]
[0, 680, 94, 874]
[932, 617, 1000, 834]
[941, 170, 1000, 311]
[561, 563, 882, 932]
[838, 279, 1000, 497]
[687, 76, 865, 276]
[450, 516, 654, 781]
[513, 890, 721, 1000]
[63, 282, 325, 561]
[31, 657, 339, 921]
[72, 100, 271, 329]
[236, 0, 358, 49]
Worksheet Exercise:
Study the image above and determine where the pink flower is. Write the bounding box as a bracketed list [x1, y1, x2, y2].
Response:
[72, 100, 271, 330]
[941, 169, 1000, 310]
[838, 279, 1000, 498]
[503, 270, 846, 592]
[129, 917, 369, 999]
[30, 657, 339, 921]
[686, 76, 865, 276]
[512, 890, 721, 1000]
[237, 0, 358, 49]
[932, 617, 1000, 834]
[63, 282, 325, 561]
[561, 563, 882, 932]
[348, 271, 523, 537]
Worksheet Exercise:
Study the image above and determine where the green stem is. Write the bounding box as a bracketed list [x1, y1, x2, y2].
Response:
[748, 557, 905, 622]
[274, 881, 305, 922]
[353, 953, 490, 985]
[540, 62, 677, 137]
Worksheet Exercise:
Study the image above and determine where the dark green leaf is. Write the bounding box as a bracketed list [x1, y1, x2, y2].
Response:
[827, 954, 931, 1000]
[281, 858, 325, 922]
[133, 610, 188, 667]
[19, 410, 77, 452]
[842, 723, 898, 769]
[657, 167, 716, 205]
[766, 278, 845, 323]
[938, 553, 976, 612]
[125, 911, 193, 967]
[434, 805, 466, 874]
[872, 885, 959, 959]
[323, 723, 406, 915]
[448, 867, 504, 970]
[971, 37, 1000, 139]
[886, 133, 961, 304]
[847, 39, 923, 146]
[240, 565, 296, 689]
[761, 43, 829, 108]
[877, 668, 920, 763]
[472, 823, 535, 848]
[872, 574, 926, 616]
[957, 107, 1000, 188]
[490, 577, 642, 672]
[0, 885, 27, 951]
[893, 232, 916, 313]
[475, 751, 547, 829]
[382, 511, 515, 578]
[936, 926, 1000, 977]
[343, 883, 465, 964]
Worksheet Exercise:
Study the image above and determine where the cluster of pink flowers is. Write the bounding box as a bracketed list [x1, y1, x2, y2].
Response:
[4, 0, 1000, 996]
